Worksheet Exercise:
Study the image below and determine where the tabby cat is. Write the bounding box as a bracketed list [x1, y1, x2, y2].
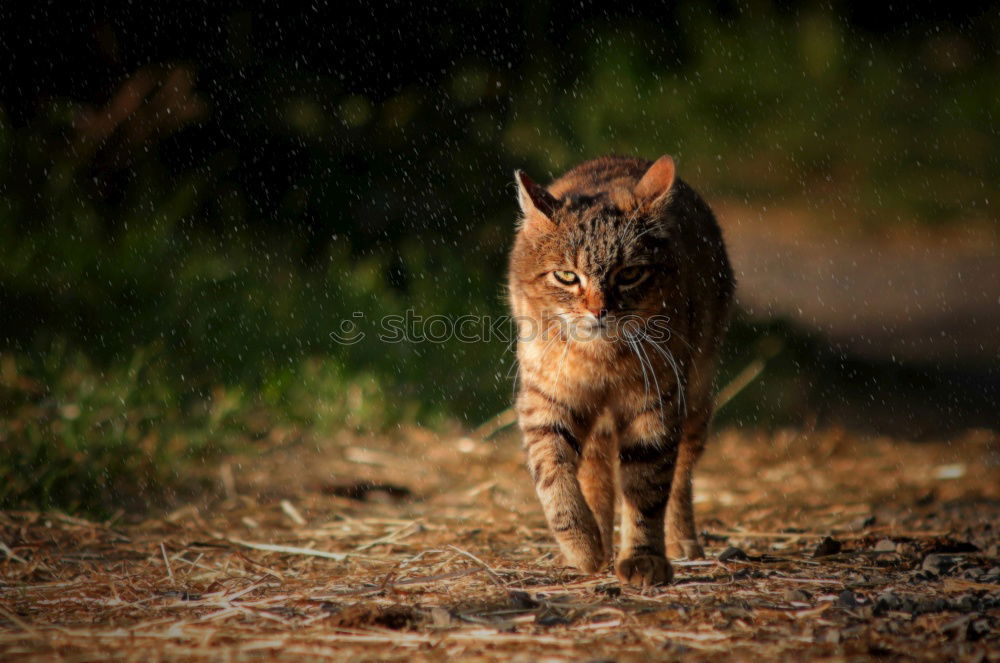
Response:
[507, 155, 734, 586]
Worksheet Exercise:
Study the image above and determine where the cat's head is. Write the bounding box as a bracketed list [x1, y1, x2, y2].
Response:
[509, 156, 679, 344]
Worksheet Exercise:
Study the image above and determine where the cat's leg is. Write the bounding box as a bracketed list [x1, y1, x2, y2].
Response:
[666, 408, 709, 559]
[517, 383, 605, 573]
[615, 407, 679, 587]
[577, 413, 616, 564]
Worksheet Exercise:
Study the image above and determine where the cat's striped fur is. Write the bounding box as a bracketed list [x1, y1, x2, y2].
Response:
[507, 155, 734, 586]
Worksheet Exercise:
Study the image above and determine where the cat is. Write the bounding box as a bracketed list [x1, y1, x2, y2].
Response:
[507, 155, 734, 586]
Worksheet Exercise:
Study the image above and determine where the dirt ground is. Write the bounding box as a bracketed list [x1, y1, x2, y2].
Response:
[718, 201, 1000, 367]
[2, 425, 999, 661]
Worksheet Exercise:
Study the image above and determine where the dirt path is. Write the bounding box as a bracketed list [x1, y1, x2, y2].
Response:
[2, 426, 999, 661]
[718, 202, 1000, 367]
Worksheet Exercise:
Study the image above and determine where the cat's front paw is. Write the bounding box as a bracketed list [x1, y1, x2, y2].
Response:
[668, 538, 704, 560]
[615, 554, 673, 587]
[558, 529, 608, 573]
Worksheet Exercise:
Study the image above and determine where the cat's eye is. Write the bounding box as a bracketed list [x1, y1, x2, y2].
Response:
[616, 266, 647, 286]
[552, 270, 579, 285]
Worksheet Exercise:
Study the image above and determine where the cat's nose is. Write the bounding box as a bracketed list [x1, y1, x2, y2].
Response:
[587, 307, 608, 320]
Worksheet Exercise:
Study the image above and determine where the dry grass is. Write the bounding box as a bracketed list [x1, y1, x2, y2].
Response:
[2, 425, 999, 661]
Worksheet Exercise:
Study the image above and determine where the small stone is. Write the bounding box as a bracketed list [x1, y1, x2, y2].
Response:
[877, 591, 900, 606]
[837, 589, 858, 608]
[429, 607, 454, 627]
[722, 606, 753, 620]
[921, 554, 957, 575]
[969, 618, 990, 642]
[849, 515, 876, 531]
[813, 537, 842, 558]
[873, 538, 896, 553]
[784, 588, 812, 603]
[927, 598, 948, 613]
[955, 594, 977, 612]
[718, 546, 749, 563]
[874, 592, 900, 615]
[593, 583, 621, 598]
[508, 590, 538, 609]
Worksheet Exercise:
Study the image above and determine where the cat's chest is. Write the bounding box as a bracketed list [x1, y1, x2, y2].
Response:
[518, 334, 686, 410]
[517, 337, 619, 396]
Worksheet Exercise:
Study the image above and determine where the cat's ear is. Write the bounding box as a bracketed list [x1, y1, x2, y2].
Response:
[634, 155, 676, 208]
[515, 170, 559, 223]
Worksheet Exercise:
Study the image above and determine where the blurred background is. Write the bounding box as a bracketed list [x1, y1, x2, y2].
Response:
[1, 1, 997, 512]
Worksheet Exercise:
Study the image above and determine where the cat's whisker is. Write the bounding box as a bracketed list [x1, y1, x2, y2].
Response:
[501, 328, 519, 355]
[505, 341, 524, 395]
[658, 322, 694, 352]
[505, 353, 519, 380]
[619, 211, 637, 244]
[632, 332, 666, 427]
[552, 336, 572, 394]
[505, 345, 521, 379]
[631, 224, 660, 242]
[626, 334, 651, 407]
[638, 332, 687, 415]
[509, 321, 561, 380]
[506, 356, 520, 400]
[536, 324, 566, 360]
[500, 332, 521, 380]
[657, 341, 687, 414]
[508, 321, 564, 406]
[630, 335, 664, 421]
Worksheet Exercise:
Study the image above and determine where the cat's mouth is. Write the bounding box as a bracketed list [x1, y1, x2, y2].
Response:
[561, 314, 613, 341]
